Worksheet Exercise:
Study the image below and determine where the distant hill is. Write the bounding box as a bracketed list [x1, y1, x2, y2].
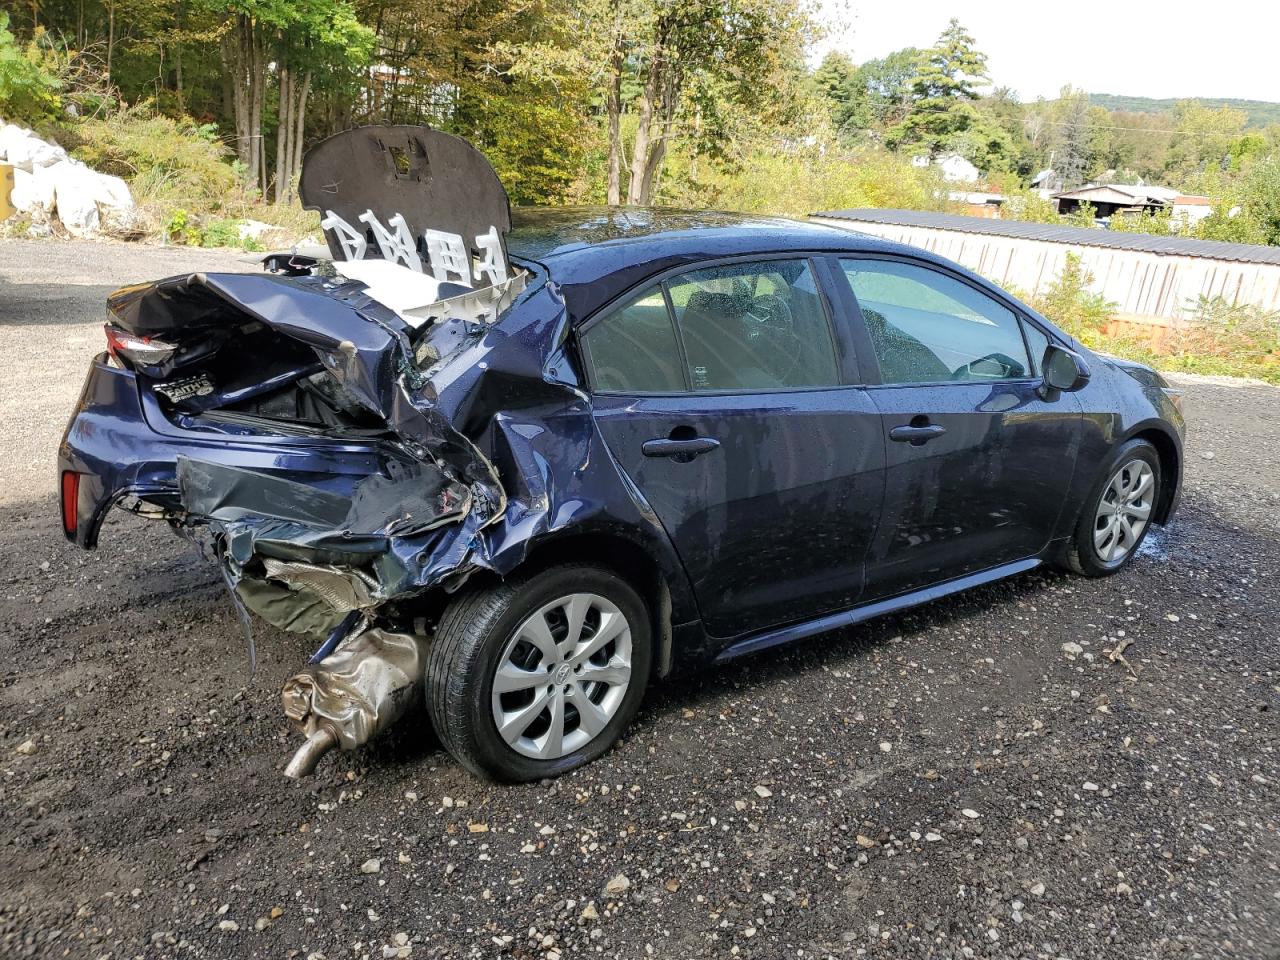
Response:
[1088, 93, 1280, 128]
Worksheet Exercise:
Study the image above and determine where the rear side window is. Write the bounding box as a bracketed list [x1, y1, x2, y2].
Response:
[580, 287, 685, 393]
[840, 259, 1032, 384]
[666, 260, 839, 391]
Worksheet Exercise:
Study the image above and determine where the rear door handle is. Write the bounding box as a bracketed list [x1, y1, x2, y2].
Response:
[889, 424, 947, 443]
[642, 436, 721, 459]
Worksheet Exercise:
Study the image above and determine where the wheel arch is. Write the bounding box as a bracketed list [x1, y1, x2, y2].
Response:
[1125, 424, 1181, 524]
[429, 530, 684, 680]
[513, 532, 677, 679]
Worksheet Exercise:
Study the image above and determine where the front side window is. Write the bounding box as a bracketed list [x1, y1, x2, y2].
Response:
[666, 260, 840, 391]
[580, 287, 685, 393]
[840, 259, 1032, 385]
[1021, 320, 1052, 375]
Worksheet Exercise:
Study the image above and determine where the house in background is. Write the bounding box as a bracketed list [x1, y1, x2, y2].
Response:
[912, 153, 981, 184]
[1172, 194, 1214, 228]
[1050, 183, 1214, 228]
[948, 190, 1005, 218]
[1052, 183, 1181, 219]
[1030, 168, 1062, 198]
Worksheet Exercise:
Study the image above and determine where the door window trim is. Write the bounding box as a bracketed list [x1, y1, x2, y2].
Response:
[576, 252, 860, 397]
[832, 252, 1063, 390]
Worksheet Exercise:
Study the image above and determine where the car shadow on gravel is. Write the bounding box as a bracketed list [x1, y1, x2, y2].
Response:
[0, 283, 124, 327]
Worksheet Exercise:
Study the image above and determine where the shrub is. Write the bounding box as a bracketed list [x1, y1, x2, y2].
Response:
[0, 13, 61, 124]
[1110, 208, 1177, 236]
[163, 207, 200, 245]
[998, 188, 1062, 224]
[1027, 253, 1115, 339]
[676, 144, 949, 218]
[1064, 201, 1098, 228]
[1194, 206, 1267, 245]
[58, 101, 240, 215]
[1166, 295, 1279, 363]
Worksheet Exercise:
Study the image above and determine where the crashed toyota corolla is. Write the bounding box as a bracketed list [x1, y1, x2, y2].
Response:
[58, 125, 1185, 782]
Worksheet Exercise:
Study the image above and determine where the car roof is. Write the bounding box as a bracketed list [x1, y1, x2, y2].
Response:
[507, 205, 917, 323]
[509, 206, 871, 259]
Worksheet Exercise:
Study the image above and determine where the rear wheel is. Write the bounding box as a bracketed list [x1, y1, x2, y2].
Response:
[426, 564, 651, 782]
[1063, 439, 1161, 577]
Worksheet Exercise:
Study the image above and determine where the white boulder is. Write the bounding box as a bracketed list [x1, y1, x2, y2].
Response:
[0, 124, 67, 171]
[92, 171, 133, 210]
[0, 124, 32, 164]
[10, 167, 56, 213]
[47, 161, 103, 236]
[0, 119, 133, 234]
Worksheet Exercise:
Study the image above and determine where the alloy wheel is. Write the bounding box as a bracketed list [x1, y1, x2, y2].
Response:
[1093, 459, 1155, 563]
[490, 593, 633, 760]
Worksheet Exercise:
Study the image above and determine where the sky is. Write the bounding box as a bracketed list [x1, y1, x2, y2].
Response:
[813, 1, 1280, 103]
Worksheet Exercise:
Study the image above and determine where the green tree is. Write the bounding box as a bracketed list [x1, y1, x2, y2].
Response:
[888, 19, 987, 157]
[1240, 157, 1280, 244]
[0, 13, 61, 123]
[202, 0, 372, 199]
[812, 51, 866, 141]
[582, 0, 814, 206]
[1048, 88, 1095, 188]
[954, 86, 1034, 176]
[855, 48, 919, 131]
[270, 0, 374, 203]
[1164, 100, 1247, 187]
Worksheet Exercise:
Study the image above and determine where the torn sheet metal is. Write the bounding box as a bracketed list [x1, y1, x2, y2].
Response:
[235, 559, 377, 638]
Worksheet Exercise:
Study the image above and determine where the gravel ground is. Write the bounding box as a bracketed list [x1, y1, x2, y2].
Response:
[1, 240, 1279, 960]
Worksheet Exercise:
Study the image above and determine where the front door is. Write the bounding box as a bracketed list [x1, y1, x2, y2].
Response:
[834, 256, 1083, 599]
[579, 258, 885, 639]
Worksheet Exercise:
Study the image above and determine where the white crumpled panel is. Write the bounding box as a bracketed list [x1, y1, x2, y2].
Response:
[1, 122, 134, 230]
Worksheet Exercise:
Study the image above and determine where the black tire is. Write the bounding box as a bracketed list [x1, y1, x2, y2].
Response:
[1063, 438, 1162, 577]
[426, 563, 652, 782]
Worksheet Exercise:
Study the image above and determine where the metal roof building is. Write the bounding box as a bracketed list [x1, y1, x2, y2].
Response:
[811, 209, 1280, 323]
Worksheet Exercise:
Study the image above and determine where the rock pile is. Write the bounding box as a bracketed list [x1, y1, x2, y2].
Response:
[0, 121, 134, 236]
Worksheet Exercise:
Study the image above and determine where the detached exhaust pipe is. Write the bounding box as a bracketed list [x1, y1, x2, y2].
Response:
[284, 727, 338, 779]
[281, 628, 426, 779]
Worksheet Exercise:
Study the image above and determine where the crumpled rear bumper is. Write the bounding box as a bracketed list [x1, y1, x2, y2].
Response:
[57, 354, 410, 549]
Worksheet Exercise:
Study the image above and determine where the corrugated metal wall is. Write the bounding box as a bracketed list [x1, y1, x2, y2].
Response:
[811, 218, 1280, 324]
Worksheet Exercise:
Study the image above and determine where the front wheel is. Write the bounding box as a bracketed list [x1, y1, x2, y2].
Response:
[426, 564, 651, 782]
[1063, 439, 1162, 577]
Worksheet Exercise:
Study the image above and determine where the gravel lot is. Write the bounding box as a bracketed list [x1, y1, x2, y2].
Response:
[1, 239, 1278, 960]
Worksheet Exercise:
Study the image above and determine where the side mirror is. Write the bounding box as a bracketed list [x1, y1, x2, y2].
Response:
[1039, 344, 1090, 400]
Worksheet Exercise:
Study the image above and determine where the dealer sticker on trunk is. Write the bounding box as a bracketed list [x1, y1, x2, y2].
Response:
[154, 372, 215, 403]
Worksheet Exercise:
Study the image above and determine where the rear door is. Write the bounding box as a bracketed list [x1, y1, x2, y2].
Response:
[580, 257, 885, 640]
[831, 256, 1082, 599]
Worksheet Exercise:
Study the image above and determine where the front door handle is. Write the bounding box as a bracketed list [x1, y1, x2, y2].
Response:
[642, 436, 721, 460]
[889, 424, 947, 443]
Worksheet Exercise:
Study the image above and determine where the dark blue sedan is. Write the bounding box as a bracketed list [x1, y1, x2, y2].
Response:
[58, 164, 1184, 782]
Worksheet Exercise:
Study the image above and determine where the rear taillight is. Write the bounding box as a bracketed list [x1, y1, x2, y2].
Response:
[60, 471, 80, 537]
[104, 323, 178, 367]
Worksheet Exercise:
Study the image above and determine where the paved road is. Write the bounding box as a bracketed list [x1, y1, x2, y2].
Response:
[1, 240, 1278, 960]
